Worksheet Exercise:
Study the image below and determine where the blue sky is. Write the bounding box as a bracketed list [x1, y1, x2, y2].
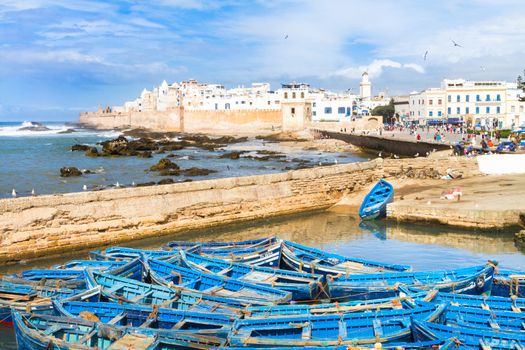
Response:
[1, 0, 524, 121]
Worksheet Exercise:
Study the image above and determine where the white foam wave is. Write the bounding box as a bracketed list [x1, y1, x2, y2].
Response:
[0, 121, 70, 137]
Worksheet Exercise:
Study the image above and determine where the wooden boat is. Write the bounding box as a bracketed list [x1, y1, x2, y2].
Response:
[2, 257, 143, 289]
[412, 320, 525, 349]
[228, 303, 445, 347]
[51, 299, 235, 338]
[90, 247, 178, 261]
[199, 242, 283, 268]
[163, 237, 277, 252]
[444, 302, 525, 332]
[358, 179, 394, 220]
[246, 288, 435, 318]
[178, 251, 325, 301]
[12, 310, 226, 349]
[280, 240, 411, 276]
[145, 258, 291, 305]
[328, 263, 496, 300]
[85, 270, 246, 315]
[0, 283, 99, 326]
[431, 290, 525, 312]
[491, 268, 525, 298]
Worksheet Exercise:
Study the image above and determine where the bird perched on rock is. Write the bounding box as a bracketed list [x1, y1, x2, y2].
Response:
[132, 181, 136, 187]
[31, 188, 35, 196]
[115, 181, 120, 188]
[11, 188, 17, 197]
[414, 153, 419, 157]
[83, 185, 87, 191]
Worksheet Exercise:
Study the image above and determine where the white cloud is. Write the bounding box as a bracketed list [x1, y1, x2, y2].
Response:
[334, 59, 425, 79]
[0, 49, 104, 64]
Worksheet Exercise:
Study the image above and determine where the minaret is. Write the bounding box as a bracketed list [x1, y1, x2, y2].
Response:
[359, 71, 372, 100]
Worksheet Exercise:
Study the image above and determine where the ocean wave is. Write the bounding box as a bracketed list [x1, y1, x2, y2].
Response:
[0, 121, 121, 138]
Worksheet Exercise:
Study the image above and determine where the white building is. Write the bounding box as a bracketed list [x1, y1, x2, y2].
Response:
[409, 78, 525, 129]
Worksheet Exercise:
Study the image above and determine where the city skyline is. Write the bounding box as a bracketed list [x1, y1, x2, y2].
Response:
[1, 0, 525, 120]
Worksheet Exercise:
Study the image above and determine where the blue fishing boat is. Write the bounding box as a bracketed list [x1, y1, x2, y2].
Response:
[431, 290, 525, 312]
[85, 270, 246, 315]
[50, 300, 235, 338]
[90, 246, 178, 261]
[178, 251, 325, 301]
[412, 320, 525, 349]
[246, 287, 434, 318]
[491, 268, 525, 297]
[359, 179, 394, 220]
[0, 283, 99, 326]
[229, 303, 445, 347]
[2, 257, 143, 289]
[12, 310, 226, 349]
[163, 237, 277, 252]
[198, 242, 283, 267]
[328, 263, 496, 300]
[444, 302, 525, 332]
[145, 258, 292, 305]
[281, 240, 411, 276]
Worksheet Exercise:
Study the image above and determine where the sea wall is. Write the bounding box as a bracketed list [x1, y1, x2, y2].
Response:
[79, 110, 182, 131]
[184, 109, 281, 134]
[383, 156, 481, 179]
[0, 160, 382, 264]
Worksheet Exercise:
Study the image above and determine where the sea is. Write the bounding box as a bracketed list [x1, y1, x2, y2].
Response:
[1, 121, 525, 348]
[0, 121, 367, 199]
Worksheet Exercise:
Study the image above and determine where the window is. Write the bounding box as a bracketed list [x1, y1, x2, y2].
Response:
[456, 95, 460, 102]
[511, 106, 515, 112]
[267, 101, 270, 105]
[438, 111, 442, 117]
[214, 103, 218, 110]
[496, 94, 501, 101]
[485, 94, 490, 101]
[438, 99, 442, 105]
[284, 92, 288, 99]
[447, 107, 451, 114]
[338, 107, 345, 114]
[447, 95, 451, 102]
[292, 92, 296, 99]
[429, 111, 433, 117]
[496, 106, 500, 114]
[312, 102, 316, 107]
[486, 106, 490, 113]
[300, 92, 304, 99]
[466, 107, 469, 114]
[225, 103, 230, 110]
[241, 101, 245, 104]
[325, 107, 332, 114]
[476, 95, 480, 101]
[466, 95, 469, 102]
[456, 107, 460, 114]
[346, 107, 351, 115]
[429, 99, 433, 105]
[418, 111, 421, 116]
[476, 107, 479, 114]
[291, 107, 295, 114]
[312, 111, 316, 116]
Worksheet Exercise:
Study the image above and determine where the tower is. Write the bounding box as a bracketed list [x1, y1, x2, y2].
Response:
[360, 72, 372, 100]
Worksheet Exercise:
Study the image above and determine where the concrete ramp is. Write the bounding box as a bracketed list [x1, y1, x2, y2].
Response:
[477, 154, 525, 175]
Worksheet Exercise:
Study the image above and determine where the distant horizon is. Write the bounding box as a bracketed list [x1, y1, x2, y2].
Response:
[1, 0, 524, 121]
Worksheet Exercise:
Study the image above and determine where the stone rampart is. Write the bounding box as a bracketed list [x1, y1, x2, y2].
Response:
[0, 160, 382, 264]
[183, 109, 281, 133]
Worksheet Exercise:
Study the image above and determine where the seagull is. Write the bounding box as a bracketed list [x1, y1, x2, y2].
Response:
[451, 39, 462, 48]
[83, 185, 87, 191]
[132, 181, 136, 187]
[426, 151, 430, 156]
[423, 50, 428, 60]
[378, 151, 382, 158]
[284, 34, 288, 39]
[31, 188, 35, 196]
[115, 181, 120, 188]
[393, 154, 399, 159]
[414, 153, 419, 157]
[480, 66, 486, 72]
[334, 159, 338, 164]
[11, 188, 17, 197]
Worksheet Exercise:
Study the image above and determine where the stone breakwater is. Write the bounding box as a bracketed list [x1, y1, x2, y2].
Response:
[0, 156, 480, 264]
[0, 160, 383, 264]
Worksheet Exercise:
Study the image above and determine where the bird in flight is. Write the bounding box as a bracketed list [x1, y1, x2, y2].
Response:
[284, 34, 288, 39]
[423, 50, 429, 60]
[480, 66, 486, 72]
[451, 39, 462, 47]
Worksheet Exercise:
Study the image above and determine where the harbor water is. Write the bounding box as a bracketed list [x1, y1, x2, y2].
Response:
[1, 210, 524, 347]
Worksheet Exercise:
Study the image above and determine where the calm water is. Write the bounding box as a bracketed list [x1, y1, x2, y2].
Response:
[1, 210, 524, 348]
[0, 121, 367, 199]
